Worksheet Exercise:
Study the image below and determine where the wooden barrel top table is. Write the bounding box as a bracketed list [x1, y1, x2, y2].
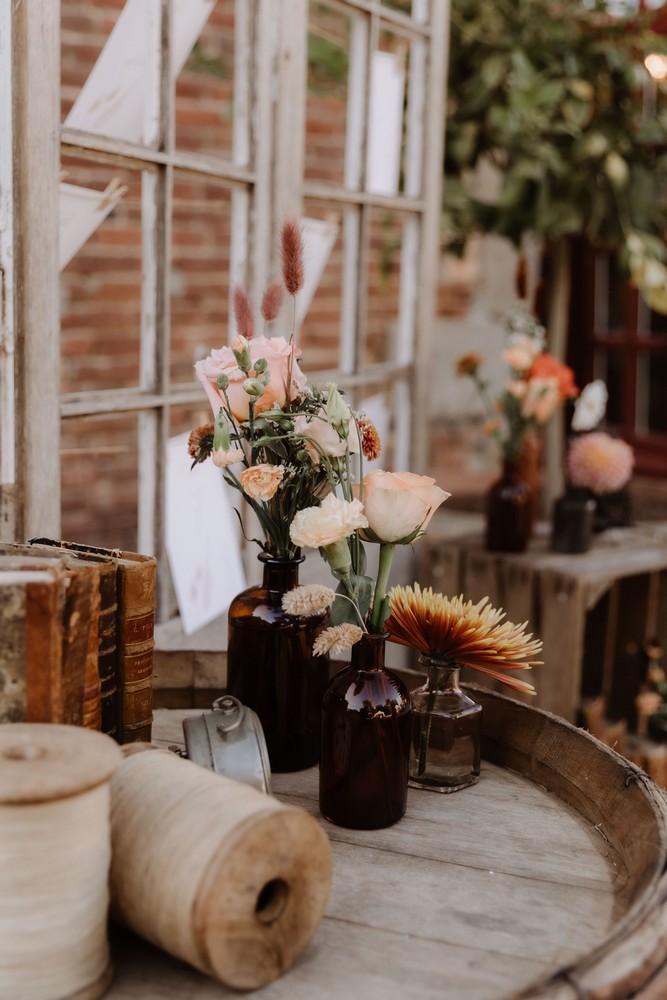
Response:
[105, 688, 667, 1000]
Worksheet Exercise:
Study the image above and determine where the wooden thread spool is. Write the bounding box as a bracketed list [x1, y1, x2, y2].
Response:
[109, 749, 332, 990]
[0, 724, 122, 1000]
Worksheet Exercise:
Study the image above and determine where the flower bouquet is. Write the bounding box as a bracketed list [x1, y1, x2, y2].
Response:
[283, 469, 451, 828]
[384, 584, 542, 792]
[190, 220, 385, 772]
[566, 430, 634, 532]
[456, 303, 579, 551]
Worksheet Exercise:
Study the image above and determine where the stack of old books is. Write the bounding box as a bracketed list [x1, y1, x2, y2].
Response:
[0, 539, 156, 743]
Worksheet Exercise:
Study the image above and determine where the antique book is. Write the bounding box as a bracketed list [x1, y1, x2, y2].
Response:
[82, 580, 102, 730]
[0, 568, 66, 723]
[21, 542, 119, 737]
[0, 551, 96, 726]
[30, 539, 156, 744]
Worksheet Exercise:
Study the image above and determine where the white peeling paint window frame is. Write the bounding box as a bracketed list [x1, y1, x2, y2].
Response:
[2, 0, 449, 617]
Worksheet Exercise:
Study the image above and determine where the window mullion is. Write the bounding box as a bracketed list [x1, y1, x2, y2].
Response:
[0, 0, 16, 540]
[138, 0, 173, 622]
[14, 0, 61, 540]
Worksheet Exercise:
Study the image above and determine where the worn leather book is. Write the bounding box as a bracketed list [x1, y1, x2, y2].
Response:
[0, 550, 97, 727]
[22, 541, 119, 737]
[0, 567, 66, 723]
[29, 539, 156, 744]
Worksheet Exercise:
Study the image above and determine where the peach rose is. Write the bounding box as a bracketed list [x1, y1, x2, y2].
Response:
[502, 335, 542, 372]
[357, 470, 451, 544]
[520, 376, 561, 424]
[294, 411, 360, 463]
[195, 334, 307, 422]
[239, 463, 284, 500]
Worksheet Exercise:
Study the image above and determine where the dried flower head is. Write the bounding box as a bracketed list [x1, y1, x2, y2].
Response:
[282, 584, 336, 616]
[358, 416, 382, 461]
[188, 423, 214, 460]
[567, 432, 634, 494]
[233, 286, 255, 340]
[455, 352, 483, 377]
[261, 280, 284, 323]
[280, 219, 305, 296]
[385, 584, 542, 694]
[313, 623, 364, 657]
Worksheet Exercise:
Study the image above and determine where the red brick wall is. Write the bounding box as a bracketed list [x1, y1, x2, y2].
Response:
[58, 1, 468, 552]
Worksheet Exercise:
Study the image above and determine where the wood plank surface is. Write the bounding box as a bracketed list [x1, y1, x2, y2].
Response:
[103, 708, 628, 1000]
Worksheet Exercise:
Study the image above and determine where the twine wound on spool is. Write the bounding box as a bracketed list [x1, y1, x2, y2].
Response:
[109, 748, 332, 990]
[0, 724, 122, 1000]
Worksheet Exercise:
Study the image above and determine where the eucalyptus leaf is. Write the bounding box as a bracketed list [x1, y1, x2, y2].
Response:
[330, 575, 373, 626]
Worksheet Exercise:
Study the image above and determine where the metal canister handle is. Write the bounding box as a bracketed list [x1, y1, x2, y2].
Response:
[212, 695, 244, 734]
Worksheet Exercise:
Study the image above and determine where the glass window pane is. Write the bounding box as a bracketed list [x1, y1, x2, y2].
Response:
[174, 0, 237, 162]
[170, 173, 233, 385]
[638, 292, 667, 339]
[595, 349, 624, 427]
[594, 254, 625, 335]
[60, 156, 142, 394]
[638, 354, 667, 434]
[363, 207, 409, 366]
[306, 3, 351, 189]
[61, 413, 138, 551]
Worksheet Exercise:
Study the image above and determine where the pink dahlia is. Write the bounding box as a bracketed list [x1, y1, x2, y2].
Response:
[567, 432, 634, 495]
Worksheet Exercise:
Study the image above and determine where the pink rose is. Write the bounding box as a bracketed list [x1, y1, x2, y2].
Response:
[294, 411, 360, 463]
[357, 470, 451, 543]
[195, 335, 307, 422]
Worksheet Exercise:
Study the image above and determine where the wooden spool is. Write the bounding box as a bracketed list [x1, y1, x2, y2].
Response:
[0, 723, 122, 1000]
[108, 748, 332, 990]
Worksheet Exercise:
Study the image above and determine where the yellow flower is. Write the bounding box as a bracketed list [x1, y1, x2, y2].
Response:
[385, 584, 542, 694]
[239, 463, 284, 500]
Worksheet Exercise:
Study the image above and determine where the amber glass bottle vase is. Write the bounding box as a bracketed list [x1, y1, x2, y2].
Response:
[319, 631, 411, 830]
[485, 456, 533, 553]
[226, 554, 330, 773]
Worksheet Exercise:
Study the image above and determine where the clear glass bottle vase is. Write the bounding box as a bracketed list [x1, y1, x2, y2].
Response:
[409, 656, 482, 793]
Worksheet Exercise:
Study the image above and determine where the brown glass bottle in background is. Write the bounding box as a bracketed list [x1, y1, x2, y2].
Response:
[319, 631, 411, 829]
[486, 456, 533, 552]
[227, 554, 329, 773]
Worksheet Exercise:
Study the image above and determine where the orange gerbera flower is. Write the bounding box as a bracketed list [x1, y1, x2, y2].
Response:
[385, 584, 542, 695]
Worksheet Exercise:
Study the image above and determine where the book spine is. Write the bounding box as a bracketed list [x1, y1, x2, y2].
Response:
[0, 579, 64, 723]
[82, 583, 102, 730]
[117, 563, 156, 744]
[61, 570, 95, 727]
[97, 564, 119, 739]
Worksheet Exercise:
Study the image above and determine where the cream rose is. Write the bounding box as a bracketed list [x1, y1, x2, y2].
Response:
[239, 463, 284, 500]
[195, 334, 307, 422]
[212, 447, 244, 469]
[357, 470, 451, 543]
[289, 494, 368, 549]
[294, 412, 360, 463]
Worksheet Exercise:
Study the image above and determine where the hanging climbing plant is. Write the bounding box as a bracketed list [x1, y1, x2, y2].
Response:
[444, 0, 667, 309]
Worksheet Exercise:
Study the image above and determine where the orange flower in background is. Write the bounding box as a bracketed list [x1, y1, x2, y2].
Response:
[358, 417, 382, 461]
[455, 352, 483, 377]
[529, 353, 579, 399]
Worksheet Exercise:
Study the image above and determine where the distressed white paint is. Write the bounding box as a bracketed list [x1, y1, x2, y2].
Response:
[0, 0, 16, 496]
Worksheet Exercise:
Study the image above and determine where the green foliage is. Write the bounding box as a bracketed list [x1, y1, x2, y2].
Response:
[307, 31, 349, 95]
[444, 0, 667, 251]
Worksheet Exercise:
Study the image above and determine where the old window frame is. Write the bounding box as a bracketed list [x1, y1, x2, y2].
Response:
[1, 0, 449, 616]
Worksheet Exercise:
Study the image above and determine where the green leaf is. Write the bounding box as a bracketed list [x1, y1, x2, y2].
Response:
[330, 575, 373, 626]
